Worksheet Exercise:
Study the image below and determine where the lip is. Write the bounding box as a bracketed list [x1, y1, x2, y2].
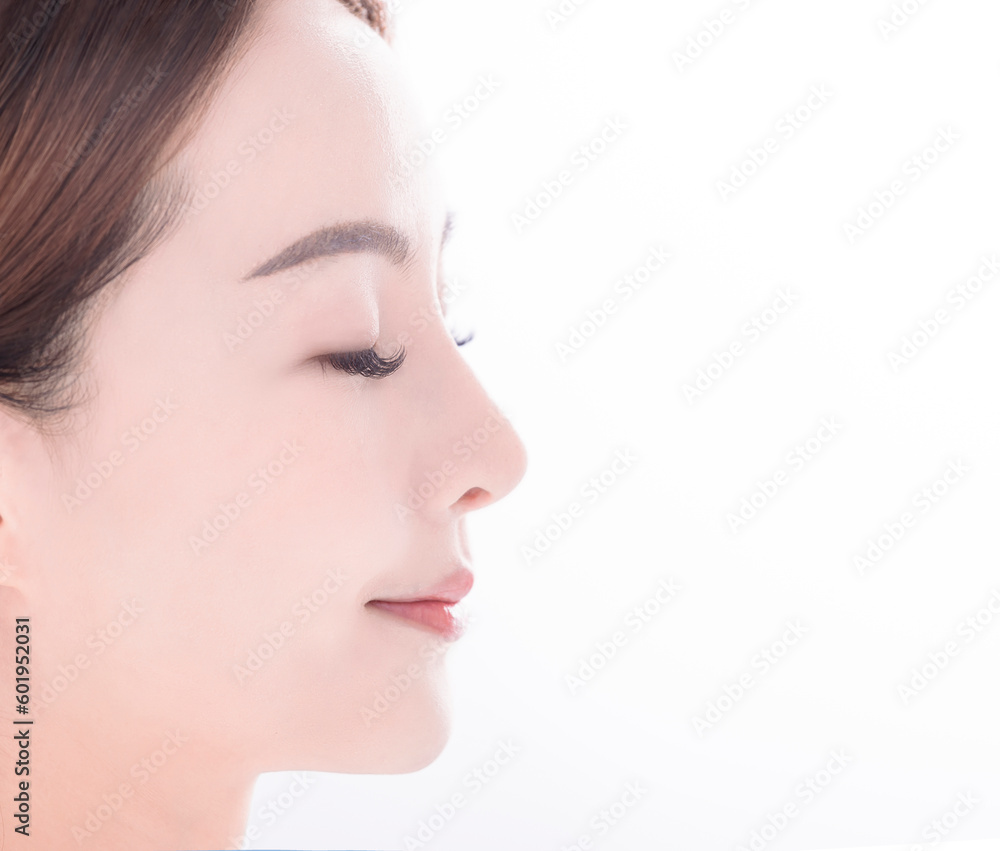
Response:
[366, 566, 474, 640]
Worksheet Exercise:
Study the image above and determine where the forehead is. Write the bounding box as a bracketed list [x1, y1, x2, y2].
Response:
[166, 0, 438, 279]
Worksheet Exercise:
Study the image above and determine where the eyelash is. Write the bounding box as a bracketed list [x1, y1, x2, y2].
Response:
[321, 328, 475, 379]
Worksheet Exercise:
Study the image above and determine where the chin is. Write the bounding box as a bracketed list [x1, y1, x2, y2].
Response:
[356, 683, 453, 775]
[277, 670, 454, 775]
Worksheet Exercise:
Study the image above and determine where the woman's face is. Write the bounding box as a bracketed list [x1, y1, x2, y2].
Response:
[6, 0, 526, 773]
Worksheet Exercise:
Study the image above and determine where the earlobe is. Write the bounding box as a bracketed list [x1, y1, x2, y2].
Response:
[0, 502, 25, 592]
[0, 552, 21, 589]
[0, 480, 16, 592]
[0, 398, 70, 594]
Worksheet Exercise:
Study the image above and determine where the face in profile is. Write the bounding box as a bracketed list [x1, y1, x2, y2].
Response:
[0, 0, 526, 842]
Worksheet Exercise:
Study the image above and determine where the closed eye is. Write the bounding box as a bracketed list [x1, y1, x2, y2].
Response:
[452, 328, 475, 347]
[321, 346, 405, 378]
[320, 327, 474, 379]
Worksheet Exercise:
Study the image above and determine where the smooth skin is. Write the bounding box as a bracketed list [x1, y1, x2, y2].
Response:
[0, 1, 527, 847]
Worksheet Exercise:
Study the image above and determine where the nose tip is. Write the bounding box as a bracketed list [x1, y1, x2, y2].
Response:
[450, 410, 528, 515]
[504, 424, 529, 496]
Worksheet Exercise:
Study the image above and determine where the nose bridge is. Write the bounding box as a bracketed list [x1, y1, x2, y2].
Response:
[407, 342, 527, 517]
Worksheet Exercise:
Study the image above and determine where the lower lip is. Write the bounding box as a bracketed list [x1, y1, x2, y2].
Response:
[367, 599, 465, 640]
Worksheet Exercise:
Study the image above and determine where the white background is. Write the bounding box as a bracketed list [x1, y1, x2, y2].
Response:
[247, 0, 1000, 848]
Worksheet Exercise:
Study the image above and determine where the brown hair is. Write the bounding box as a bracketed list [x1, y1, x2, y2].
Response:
[0, 0, 387, 423]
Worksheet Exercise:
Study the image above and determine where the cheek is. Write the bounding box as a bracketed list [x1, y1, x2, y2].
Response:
[98, 383, 402, 657]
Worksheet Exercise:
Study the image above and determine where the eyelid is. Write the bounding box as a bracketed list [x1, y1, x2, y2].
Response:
[452, 328, 474, 347]
[320, 345, 405, 379]
[319, 326, 473, 380]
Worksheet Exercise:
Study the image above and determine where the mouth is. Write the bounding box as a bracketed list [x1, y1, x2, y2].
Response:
[366, 566, 474, 641]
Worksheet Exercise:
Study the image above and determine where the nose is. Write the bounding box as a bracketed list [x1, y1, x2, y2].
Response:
[442, 399, 528, 515]
[404, 334, 528, 519]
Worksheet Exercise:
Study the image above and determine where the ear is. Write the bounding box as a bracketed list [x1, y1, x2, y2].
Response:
[0, 412, 27, 728]
[0, 405, 35, 592]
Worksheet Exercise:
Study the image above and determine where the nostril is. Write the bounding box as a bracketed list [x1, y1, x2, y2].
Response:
[458, 486, 489, 509]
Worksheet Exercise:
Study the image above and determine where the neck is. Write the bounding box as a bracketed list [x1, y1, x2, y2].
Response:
[2, 696, 255, 850]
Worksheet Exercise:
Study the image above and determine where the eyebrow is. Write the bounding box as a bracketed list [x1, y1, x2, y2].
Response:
[242, 212, 455, 281]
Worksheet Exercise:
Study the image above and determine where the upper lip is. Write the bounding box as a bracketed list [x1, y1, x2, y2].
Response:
[367, 565, 474, 606]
